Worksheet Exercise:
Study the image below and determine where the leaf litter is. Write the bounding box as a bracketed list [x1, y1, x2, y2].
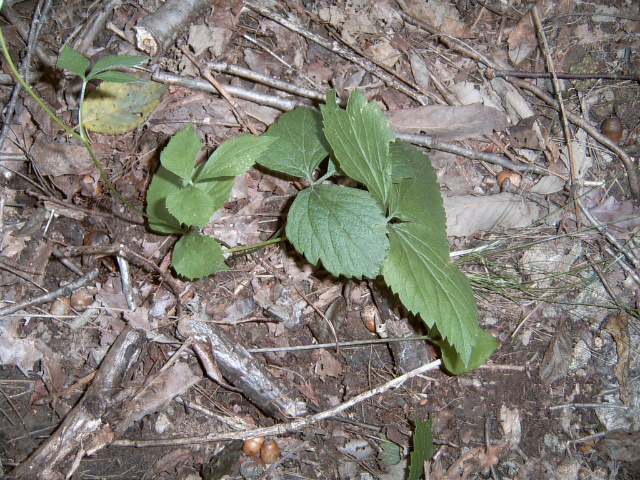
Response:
[1, 0, 640, 479]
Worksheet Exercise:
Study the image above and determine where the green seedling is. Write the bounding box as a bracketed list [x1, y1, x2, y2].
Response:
[148, 90, 498, 369]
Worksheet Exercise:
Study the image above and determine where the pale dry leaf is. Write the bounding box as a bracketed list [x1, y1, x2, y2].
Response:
[595, 429, 640, 462]
[337, 439, 376, 461]
[444, 193, 546, 237]
[409, 52, 430, 90]
[313, 348, 342, 382]
[499, 405, 522, 449]
[443, 444, 505, 480]
[387, 104, 508, 141]
[604, 313, 630, 401]
[539, 319, 573, 384]
[507, 0, 554, 65]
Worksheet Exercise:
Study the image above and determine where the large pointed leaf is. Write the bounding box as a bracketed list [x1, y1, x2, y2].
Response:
[166, 186, 217, 227]
[384, 222, 478, 365]
[172, 231, 228, 280]
[432, 326, 499, 375]
[89, 71, 145, 84]
[257, 107, 330, 180]
[195, 177, 237, 213]
[161, 124, 201, 182]
[146, 166, 186, 234]
[321, 90, 395, 207]
[195, 134, 275, 181]
[388, 141, 446, 230]
[286, 184, 389, 279]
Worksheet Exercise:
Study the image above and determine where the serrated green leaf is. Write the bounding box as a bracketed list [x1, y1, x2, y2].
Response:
[321, 90, 395, 207]
[286, 185, 389, 279]
[384, 222, 478, 366]
[57, 45, 89, 78]
[146, 166, 186, 234]
[408, 416, 433, 480]
[195, 134, 275, 182]
[195, 177, 237, 212]
[88, 54, 150, 77]
[433, 326, 499, 375]
[257, 107, 330, 180]
[82, 81, 165, 134]
[89, 71, 145, 83]
[161, 124, 201, 181]
[388, 141, 446, 229]
[166, 186, 217, 227]
[172, 231, 229, 280]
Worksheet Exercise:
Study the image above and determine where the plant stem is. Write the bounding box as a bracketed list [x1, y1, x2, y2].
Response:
[0, 25, 156, 221]
[224, 235, 287, 254]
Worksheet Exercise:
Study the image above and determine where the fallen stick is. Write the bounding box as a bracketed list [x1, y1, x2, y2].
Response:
[112, 359, 443, 447]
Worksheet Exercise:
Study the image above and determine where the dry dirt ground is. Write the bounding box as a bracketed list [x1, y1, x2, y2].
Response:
[1, 0, 640, 479]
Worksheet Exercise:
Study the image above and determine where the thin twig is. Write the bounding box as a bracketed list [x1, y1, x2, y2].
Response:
[244, 1, 430, 105]
[484, 414, 500, 480]
[531, 6, 580, 228]
[488, 70, 640, 82]
[0, 268, 99, 317]
[0, 0, 51, 151]
[111, 359, 442, 447]
[179, 45, 260, 135]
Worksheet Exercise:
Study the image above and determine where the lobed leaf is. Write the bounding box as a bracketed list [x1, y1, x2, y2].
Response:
[166, 186, 217, 228]
[257, 107, 330, 181]
[195, 134, 276, 181]
[286, 184, 389, 279]
[145, 166, 186, 234]
[383, 222, 479, 366]
[57, 45, 89, 78]
[172, 231, 228, 280]
[321, 90, 395, 207]
[160, 124, 201, 182]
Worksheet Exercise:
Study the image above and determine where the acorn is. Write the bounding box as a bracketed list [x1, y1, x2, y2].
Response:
[243, 437, 265, 456]
[497, 171, 521, 188]
[50, 297, 71, 316]
[260, 439, 280, 464]
[601, 118, 623, 142]
[70, 289, 93, 310]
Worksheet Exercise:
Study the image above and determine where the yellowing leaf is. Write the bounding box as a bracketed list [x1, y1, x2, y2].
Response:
[82, 81, 165, 134]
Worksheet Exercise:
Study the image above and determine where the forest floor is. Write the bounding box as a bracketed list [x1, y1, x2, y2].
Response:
[1, 0, 640, 479]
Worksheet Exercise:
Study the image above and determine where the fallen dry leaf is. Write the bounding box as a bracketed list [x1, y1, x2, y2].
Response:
[443, 444, 505, 480]
[388, 104, 508, 141]
[313, 348, 342, 382]
[539, 318, 573, 384]
[595, 429, 640, 462]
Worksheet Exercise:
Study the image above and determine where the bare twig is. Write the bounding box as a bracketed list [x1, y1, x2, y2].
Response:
[179, 45, 259, 135]
[244, 1, 430, 105]
[0, 0, 51, 151]
[0, 268, 99, 317]
[111, 359, 442, 447]
[0, 3, 57, 67]
[531, 6, 580, 228]
[487, 70, 640, 82]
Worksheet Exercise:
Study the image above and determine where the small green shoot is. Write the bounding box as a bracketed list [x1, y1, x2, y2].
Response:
[408, 416, 434, 480]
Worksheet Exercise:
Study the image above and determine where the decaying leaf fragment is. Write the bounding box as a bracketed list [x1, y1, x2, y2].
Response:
[539, 318, 573, 384]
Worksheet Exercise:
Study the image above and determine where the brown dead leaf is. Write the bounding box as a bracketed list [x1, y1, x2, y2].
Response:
[539, 318, 573, 384]
[507, 0, 554, 65]
[313, 348, 342, 382]
[506, 115, 541, 150]
[443, 444, 505, 480]
[388, 104, 508, 141]
[444, 193, 546, 237]
[595, 429, 640, 462]
[604, 313, 630, 401]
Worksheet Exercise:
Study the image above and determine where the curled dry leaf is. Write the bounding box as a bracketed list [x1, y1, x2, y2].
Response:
[539, 319, 573, 384]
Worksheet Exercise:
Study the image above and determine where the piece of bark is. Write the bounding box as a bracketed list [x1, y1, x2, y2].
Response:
[134, 0, 212, 56]
[8, 327, 202, 479]
[369, 281, 432, 375]
[8, 327, 149, 480]
[178, 317, 307, 420]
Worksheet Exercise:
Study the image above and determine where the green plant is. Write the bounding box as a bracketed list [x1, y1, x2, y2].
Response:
[147, 90, 498, 370]
[0, 19, 151, 215]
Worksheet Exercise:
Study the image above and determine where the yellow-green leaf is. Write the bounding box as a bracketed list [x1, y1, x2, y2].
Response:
[82, 81, 165, 134]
